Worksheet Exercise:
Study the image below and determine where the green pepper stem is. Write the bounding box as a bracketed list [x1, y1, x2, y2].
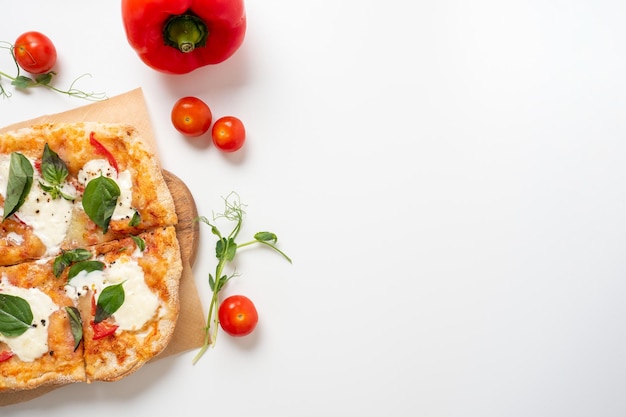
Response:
[163, 14, 209, 53]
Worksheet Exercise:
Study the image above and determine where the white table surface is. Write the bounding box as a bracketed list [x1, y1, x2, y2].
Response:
[2, 1, 626, 415]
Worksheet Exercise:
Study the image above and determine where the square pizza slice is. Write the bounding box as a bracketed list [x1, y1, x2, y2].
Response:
[0, 257, 87, 392]
[61, 225, 182, 383]
[0, 225, 182, 391]
[0, 122, 178, 266]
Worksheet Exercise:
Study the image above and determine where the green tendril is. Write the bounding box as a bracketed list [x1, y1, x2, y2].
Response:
[192, 192, 292, 365]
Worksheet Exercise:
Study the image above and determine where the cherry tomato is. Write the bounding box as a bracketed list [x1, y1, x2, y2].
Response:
[171, 96, 213, 137]
[218, 295, 258, 337]
[212, 116, 246, 152]
[13, 31, 57, 74]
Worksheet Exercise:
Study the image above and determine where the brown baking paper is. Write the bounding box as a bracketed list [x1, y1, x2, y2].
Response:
[0, 88, 206, 406]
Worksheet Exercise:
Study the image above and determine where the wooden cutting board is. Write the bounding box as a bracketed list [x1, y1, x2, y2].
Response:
[158, 169, 206, 358]
[163, 170, 199, 266]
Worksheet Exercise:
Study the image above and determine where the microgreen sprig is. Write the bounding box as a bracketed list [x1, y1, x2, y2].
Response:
[0, 41, 107, 101]
[192, 192, 291, 364]
[39, 143, 75, 200]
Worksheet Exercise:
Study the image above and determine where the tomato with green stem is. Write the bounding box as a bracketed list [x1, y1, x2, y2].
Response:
[13, 31, 57, 75]
[171, 96, 213, 137]
[218, 295, 258, 337]
[212, 116, 246, 152]
[0, 34, 106, 101]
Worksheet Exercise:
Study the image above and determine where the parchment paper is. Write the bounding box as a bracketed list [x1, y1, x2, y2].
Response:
[0, 88, 206, 406]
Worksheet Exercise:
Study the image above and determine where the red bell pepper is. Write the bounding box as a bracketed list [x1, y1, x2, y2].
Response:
[89, 132, 119, 172]
[91, 319, 119, 340]
[121, 0, 246, 74]
[0, 350, 14, 362]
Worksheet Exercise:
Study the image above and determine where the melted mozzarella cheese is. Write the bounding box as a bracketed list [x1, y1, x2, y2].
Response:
[77, 158, 117, 184]
[77, 159, 135, 221]
[6, 232, 24, 245]
[0, 154, 8, 195]
[14, 182, 76, 256]
[0, 154, 76, 256]
[112, 170, 135, 220]
[66, 254, 159, 331]
[106, 258, 159, 330]
[0, 276, 58, 362]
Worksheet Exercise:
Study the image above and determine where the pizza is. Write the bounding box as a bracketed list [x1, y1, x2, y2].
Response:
[0, 122, 183, 392]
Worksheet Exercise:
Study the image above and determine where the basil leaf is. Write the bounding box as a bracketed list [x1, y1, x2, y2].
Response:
[94, 283, 125, 324]
[65, 306, 83, 351]
[53, 248, 92, 277]
[129, 210, 141, 227]
[69, 248, 94, 261]
[82, 175, 120, 233]
[41, 143, 69, 187]
[3, 152, 33, 221]
[67, 260, 105, 281]
[0, 294, 33, 337]
[131, 235, 145, 251]
[39, 143, 75, 201]
[53, 256, 70, 278]
[38, 181, 59, 198]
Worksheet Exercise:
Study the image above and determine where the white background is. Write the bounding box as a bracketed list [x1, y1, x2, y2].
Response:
[2, 1, 626, 415]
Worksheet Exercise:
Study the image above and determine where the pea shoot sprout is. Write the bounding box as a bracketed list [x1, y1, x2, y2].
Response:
[192, 192, 291, 364]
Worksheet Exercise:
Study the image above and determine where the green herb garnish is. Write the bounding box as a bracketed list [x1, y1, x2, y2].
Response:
[129, 210, 141, 227]
[131, 235, 146, 251]
[53, 248, 93, 277]
[65, 306, 83, 351]
[39, 143, 74, 200]
[94, 283, 125, 324]
[2, 152, 33, 221]
[0, 294, 33, 337]
[67, 260, 105, 281]
[82, 175, 120, 233]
